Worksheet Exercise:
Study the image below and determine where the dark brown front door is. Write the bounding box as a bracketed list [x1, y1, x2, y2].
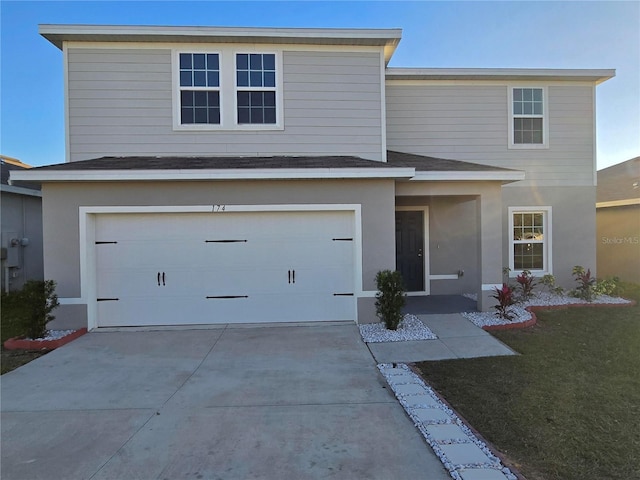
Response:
[395, 211, 424, 291]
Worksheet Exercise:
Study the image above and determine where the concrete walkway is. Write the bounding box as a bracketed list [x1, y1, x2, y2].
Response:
[1, 323, 450, 480]
[367, 314, 516, 363]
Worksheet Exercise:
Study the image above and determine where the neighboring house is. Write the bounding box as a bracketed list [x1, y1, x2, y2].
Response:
[1, 155, 44, 292]
[596, 157, 640, 283]
[12, 24, 614, 330]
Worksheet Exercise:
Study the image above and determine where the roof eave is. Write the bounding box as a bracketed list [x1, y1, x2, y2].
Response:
[386, 68, 615, 84]
[39, 24, 402, 62]
[409, 171, 526, 182]
[10, 167, 416, 183]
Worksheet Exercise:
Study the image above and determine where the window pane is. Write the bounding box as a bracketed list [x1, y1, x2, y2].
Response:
[193, 70, 206, 87]
[181, 108, 193, 124]
[264, 91, 276, 106]
[523, 88, 533, 101]
[264, 71, 276, 88]
[194, 91, 207, 105]
[250, 91, 263, 105]
[179, 53, 192, 69]
[237, 91, 250, 107]
[532, 130, 543, 144]
[207, 91, 220, 107]
[533, 89, 542, 101]
[193, 54, 205, 69]
[237, 54, 248, 70]
[514, 102, 522, 115]
[208, 108, 220, 124]
[250, 71, 263, 87]
[206, 54, 219, 70]
[250, 54, 262, 69]
[513, 88, 522, 101]
[263, 54, 275, 70]
[181, 90, 194, 107]
[533, 103, 543, 115]
[194, 107, 207, 123]
[237, 71, 249, 87]
[523, 102, 532, 115]
[237, 107, 249, 123]
[207, 71, 219, 87]
[180, 71, 192, 87]
[264, 107, 276, 124]
[251, 107, 264, 123]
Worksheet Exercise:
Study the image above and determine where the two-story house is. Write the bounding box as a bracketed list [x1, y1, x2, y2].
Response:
[12, 24, 614, 330]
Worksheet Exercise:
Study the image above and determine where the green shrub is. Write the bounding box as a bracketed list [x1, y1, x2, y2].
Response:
[375, 270, 406, 330]
[0, 280, 60, 340]
[540, 274, 564, 295]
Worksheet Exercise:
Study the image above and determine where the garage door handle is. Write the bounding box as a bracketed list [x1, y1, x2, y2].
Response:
[162, 272, 166, 286]
[288, 270, 291, 284]
[292, 269, 296, 284]
[157, 272, 161, 286]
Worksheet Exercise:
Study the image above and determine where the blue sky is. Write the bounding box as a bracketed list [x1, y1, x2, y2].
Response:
[1, 0, 638, 169]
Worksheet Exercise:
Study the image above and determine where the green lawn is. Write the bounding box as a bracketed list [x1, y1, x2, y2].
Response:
[416, 283, 640, 480]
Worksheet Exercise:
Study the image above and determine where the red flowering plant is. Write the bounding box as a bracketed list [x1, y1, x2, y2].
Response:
[491, 283, 515, 320]
[515, 270, 537, 301]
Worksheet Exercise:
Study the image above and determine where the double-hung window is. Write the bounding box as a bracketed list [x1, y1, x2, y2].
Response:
[509, 207, 552, 274]
[510, 87, 547, 148]
[179, 53, 220, 124]
[236, 53, 277, 124]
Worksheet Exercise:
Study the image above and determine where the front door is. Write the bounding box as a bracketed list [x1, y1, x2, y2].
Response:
[395, 210, 424, 291]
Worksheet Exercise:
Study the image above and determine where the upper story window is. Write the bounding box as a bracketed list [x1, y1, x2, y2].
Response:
[179, 53, 220, 124]
[173, 49, 282, 130]
[509, 87, 548, 149]
[236, 54, 277, 124]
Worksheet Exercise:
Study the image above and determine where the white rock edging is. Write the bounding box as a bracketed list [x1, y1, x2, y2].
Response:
[379, 363, 517, 480]
[463, 292, 633, 328]
[359, 314, 437, 343]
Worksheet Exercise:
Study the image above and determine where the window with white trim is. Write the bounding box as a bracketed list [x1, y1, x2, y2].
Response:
[178, 53, 220, 125]
[236, 53, 277, 124]
[509, 207, 552, 274]
[509, 87, 547, 148]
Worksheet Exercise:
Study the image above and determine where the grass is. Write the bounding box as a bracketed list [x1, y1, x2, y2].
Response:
[416, 282, 640, 480]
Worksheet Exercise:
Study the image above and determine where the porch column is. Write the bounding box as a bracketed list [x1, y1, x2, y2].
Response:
[476, 186, 503, 311]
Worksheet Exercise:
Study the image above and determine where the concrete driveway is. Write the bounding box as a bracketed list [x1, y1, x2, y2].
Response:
[1, 323, 449, 480]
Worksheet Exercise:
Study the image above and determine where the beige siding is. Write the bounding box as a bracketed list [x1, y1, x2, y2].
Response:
[386, 83, 595, 187]
[67, 48, 383, 161]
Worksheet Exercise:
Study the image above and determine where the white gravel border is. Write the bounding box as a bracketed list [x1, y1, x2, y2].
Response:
[379, 363, 517, 480]
[359, 314, 437, 343]
[463, 292, 632, 328]
[26, 329, 75, 341]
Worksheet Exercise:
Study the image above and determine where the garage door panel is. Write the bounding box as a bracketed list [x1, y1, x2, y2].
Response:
[94, 210, 356, 327]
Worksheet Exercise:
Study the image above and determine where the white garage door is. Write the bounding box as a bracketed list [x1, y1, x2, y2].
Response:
[95, 211, 356, 327]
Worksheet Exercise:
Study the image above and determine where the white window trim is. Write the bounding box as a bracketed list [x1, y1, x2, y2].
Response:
[234, 51, 281, 127]
[508, 206, 553, 276]
[507, 86, 549, 149]
[172, 47, 284, 131]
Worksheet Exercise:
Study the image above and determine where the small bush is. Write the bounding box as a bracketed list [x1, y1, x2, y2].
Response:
[515, 270, 537, 301]
[492, 283, 515, 320]
[593, 276, 621, 297]
[375, 270, 406, 330]
[540, 274, 564, 295]
[571, 266, 597, 302]
[0, 280, 60, 340]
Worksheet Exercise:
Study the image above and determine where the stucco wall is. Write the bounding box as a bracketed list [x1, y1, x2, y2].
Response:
[596, 205, 640, 283]
[42, 179, 396, 326]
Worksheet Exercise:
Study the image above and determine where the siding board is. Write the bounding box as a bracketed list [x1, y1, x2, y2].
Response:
[386, 84, 595, 187]
[67, 48, 383, 161]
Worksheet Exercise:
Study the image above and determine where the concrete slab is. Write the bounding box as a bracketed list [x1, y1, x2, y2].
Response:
[368, 339, 457, 363]
[459, 468, 512, 479]
[424, 423, 469, 441]
[92, 404, 449, 480]
[439, 443, 494, 465]
[419, 314, 490, 338]
[1, 329, 224, 411]
[1, 410, 153, 480]
[410, 407, 452, 423]
[1, 323, 450, 480]
[440, 336, 515, 359]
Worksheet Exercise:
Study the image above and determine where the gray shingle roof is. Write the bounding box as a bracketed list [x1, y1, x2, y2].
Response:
[29, 151, 514, 173]
[597, 157, 640, 203]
